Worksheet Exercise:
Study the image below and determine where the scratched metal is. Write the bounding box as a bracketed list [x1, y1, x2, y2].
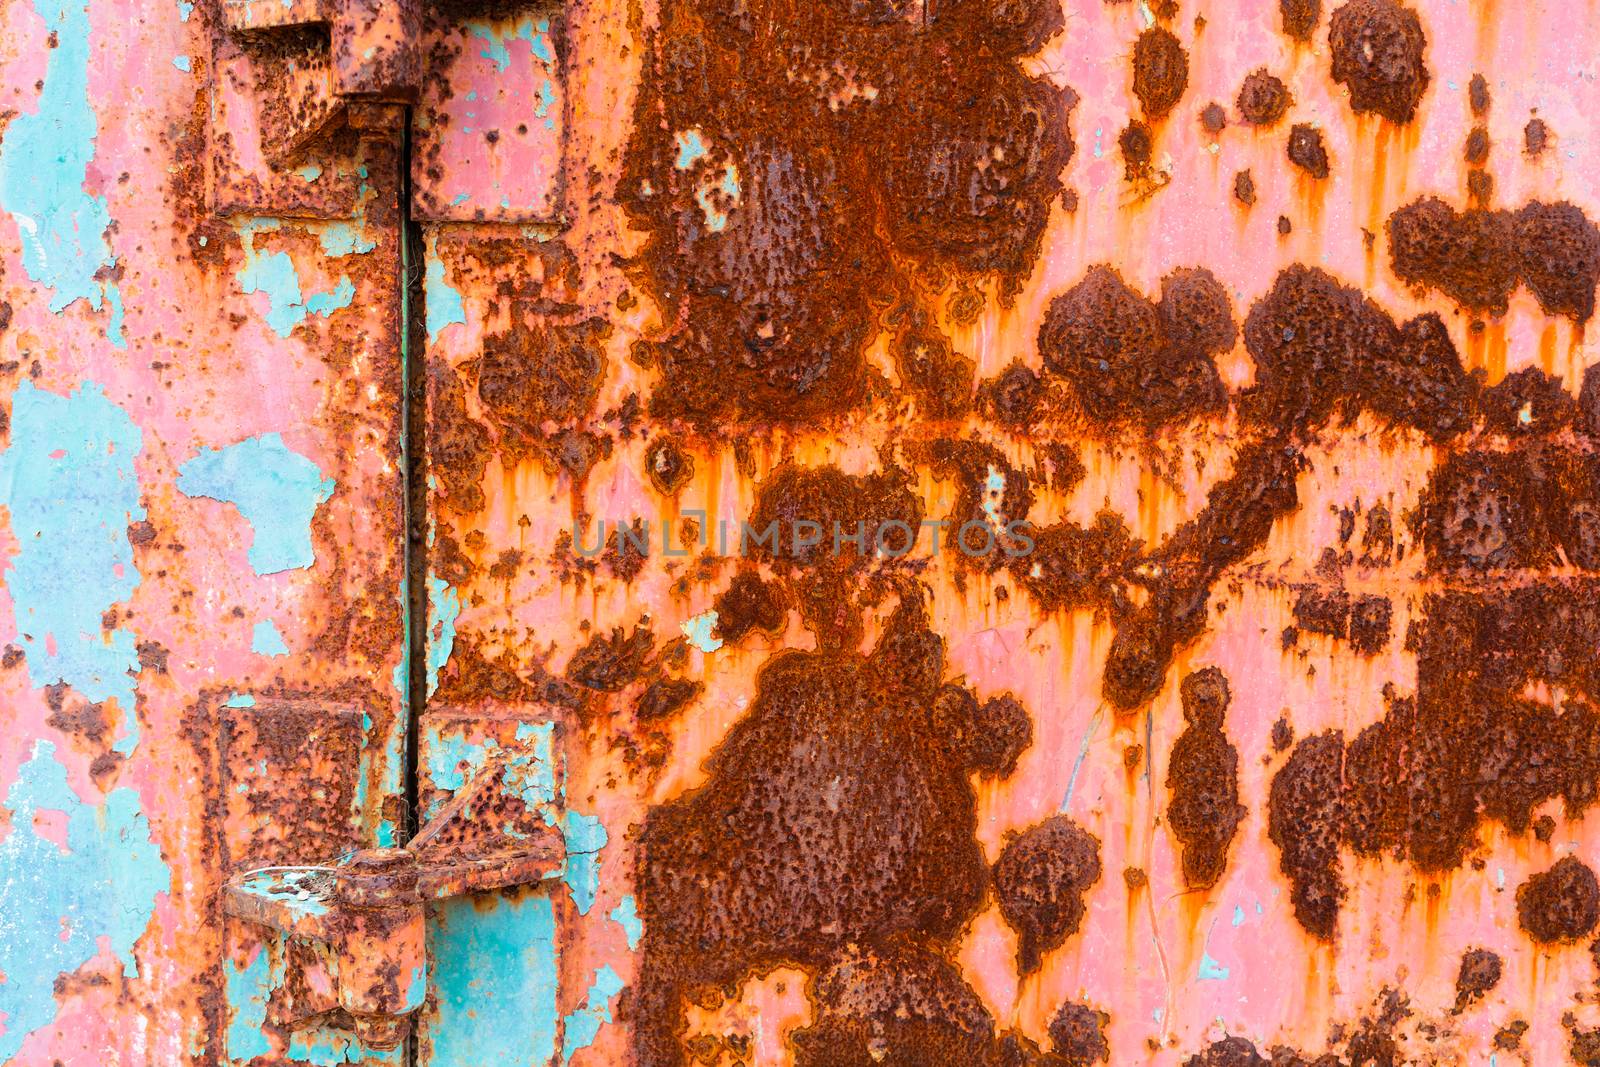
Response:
[3, 0, 1600, 1065]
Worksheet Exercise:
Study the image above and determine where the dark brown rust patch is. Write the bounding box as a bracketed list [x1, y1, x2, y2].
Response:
[792, 941, 1012, 1066]
[1468, 72, 1490, 116]
[1241, 265, 1472, 439]
[1480, 366, 1577, 436]
[712, 569, 788, 642]
[477, 318, 609, 440]
[1464, 126, 1489, 166]
[1388, 196, 1600, 321]
[978, 361, 1046, 428]
[1452, 947, 1502, 1012]
[566, 625, 655, 692]
[1525, 117, 1550, 155]
[1518, 856, 1600, 944]
[1200, 102, 1227, 134]
[993, 814, 1102, 975]
[1237, 69, 1291, 127]
[1010, 511, 1138, 613]
[1328, 0, 1430, 124]
[1233, 169, 1256, 206]
[894, 321, 976, 420]
[1348, 594, 1392, 654]
[634, 599, 1034, 1066]
[621, 0, 1073, 426]
[1280, 0, 1321, 41]
[1132, 26, 1189, 120]
[1166, 667, 1246, 889]
[644, 438, 695, 495]
[1119, 121, 1154, 182]
[1287, 123, 1330, 179]
[634, 677, 703, 721]
[1183, 1036, 1267, 1066]
[1271, 576, 1600, 938]
[1268, 730, 1346, 939]
[1049, 1002, 1110, 1066]
[1037, 265, 1232, 432]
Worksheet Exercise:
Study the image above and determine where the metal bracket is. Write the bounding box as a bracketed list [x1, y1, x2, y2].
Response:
[221, 749, 565, 1049]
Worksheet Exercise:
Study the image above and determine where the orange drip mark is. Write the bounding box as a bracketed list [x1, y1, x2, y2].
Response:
[1474, 0, 1500, 67]
[1539, 323, 1559, 377]
[1485, 320, 1509, 382]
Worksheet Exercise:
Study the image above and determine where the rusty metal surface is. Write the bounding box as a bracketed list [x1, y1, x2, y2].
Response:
[0, 0, 407, 1054]
[3, 0, 1600, 1064]
[418, 0, 1600, 1064]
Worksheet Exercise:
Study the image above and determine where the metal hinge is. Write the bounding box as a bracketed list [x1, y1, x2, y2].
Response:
[221, 749, 566, 1049]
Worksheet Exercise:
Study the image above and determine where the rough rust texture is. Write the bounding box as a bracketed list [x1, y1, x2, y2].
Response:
[1237, 69, 1291, 127]
[1328, 0, 1430, 124]
[1037, 265, 1232, 432]
[1165, 668, 1246, 890]
[620, 0, 1073, 425]
[1132, 26, 1189, 121]
[1453, 948, 1502, 1011]
[993, 815, 1103, 976]
[1048, 1002, 1111, 1065]
[1517, 857, 1600, 944]
[1388, 196, 1600, 321]
[1287, 123, 1330, 179]
[1280, 0, 1321, 40]
[633, 595, 1038, 1065]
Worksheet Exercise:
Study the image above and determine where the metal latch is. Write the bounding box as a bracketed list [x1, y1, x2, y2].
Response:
[222, 749, 565, 1049]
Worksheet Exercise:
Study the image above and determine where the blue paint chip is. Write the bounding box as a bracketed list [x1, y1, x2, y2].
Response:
[425, 892, 559, 1066]
[172, 54, 191, 72]
[252, 619, 290, 657]
[0, 0, 116, 314]
[562, 965, 625, 1063]
[560, 810, 608, 915]
[609, 894, 642, 950]
[424, 242, 467, 342]
[0, 740, 170, 1061]
[0, 381, 144, 749]
[176, 432, 335, 575]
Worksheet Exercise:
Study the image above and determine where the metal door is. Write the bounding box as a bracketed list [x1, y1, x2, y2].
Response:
[4, 0, 1600, 1064]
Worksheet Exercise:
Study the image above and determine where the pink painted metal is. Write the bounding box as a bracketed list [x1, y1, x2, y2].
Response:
[1, 0, 1598, 1064]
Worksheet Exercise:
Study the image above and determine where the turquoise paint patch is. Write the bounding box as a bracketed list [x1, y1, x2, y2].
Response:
[176, 432, 334, 575]
[468, 14, 555, 73]
[609, 894, 642, 950]
[287, 1028, 404, 1065]
[561, 965, 625, 1063]
[0, 381, 144, 750]
[422, 719, 555, 820]
[0, 0, 115, 313]
[225, 946, 277, 1061]
[225, 692, 256, 707]
[176, 0, 192, 18]
[297, 164, 323, 182]
[0, 741, 171, 1061]
[235, 219, 360, 336]
[680, 610, 723, 653]
[304, 275, 355, 316]
[426, 572, 460, 697]
[1197, 919, 1229, 981]
[316, 222, 374, 257]
[674, 128, 707, 169]
[105, 281, 126, 347]
[423, 242, 466, 342]
[172, 54, 191, 71]
[252, 619, 289, 657]
[561, 810, 607, 915]
[425, 892, 559, 1067]
[1232, 904, 1245, 927]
